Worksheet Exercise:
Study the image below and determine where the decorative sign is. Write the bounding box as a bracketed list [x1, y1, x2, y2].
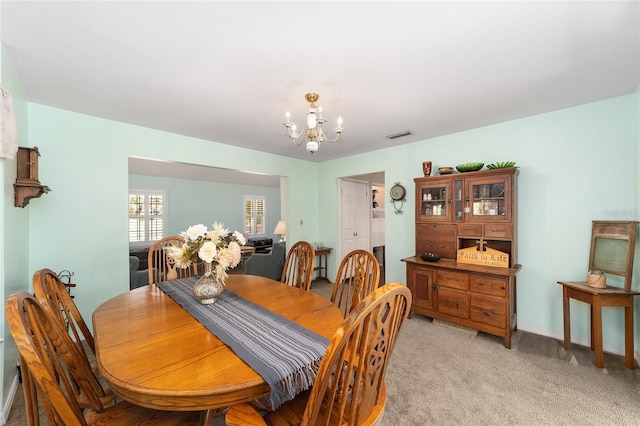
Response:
[457, 245, 509, 268]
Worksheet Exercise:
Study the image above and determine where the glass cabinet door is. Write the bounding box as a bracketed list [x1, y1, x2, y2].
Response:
[417, 181, 452, 222]
[454, 179, 464, 222]
[464, 176, 510, 222]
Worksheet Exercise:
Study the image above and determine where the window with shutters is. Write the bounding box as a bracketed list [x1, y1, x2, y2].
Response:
[129, 189, 167, 245]
[244, 195, 266, 236]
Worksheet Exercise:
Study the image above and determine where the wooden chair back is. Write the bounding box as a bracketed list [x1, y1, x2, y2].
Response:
[280, 241, 315, 291]
[6, 293, 108, 425]
[147, 236, 199, 284]
[588, 221, 638, 291]
[226, 283, 412, 426]
[331, 249, 380, 317]
[303, 283, 411, 425]
[32, 268, 95, 359]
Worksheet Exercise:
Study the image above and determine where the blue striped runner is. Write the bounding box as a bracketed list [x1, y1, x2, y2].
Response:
[156, 277, 329, 410]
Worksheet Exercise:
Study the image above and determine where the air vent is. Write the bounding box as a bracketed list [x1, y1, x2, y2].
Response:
[386, 131, 411, 139]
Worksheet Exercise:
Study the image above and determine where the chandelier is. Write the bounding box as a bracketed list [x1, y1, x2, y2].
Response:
[283, 93, 343, 154]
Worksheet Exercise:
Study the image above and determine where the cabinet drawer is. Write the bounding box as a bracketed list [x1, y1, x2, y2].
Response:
[484, 224, 513, 239]
[469, 274, 507, 297]
[470, 294, 505, 328]
[458, 224, 482, 237]
[437, 288, 469, 319]
[437, 270, 468, 290]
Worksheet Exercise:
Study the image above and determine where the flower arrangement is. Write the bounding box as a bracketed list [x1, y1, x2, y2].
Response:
[166, 222, 247, 284]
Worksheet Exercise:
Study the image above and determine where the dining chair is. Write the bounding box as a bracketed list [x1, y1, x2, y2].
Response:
[331, 249, 380, 317]
[31, 268, 117, 423]
[6, 292, 201, 426]
[225, 282, 412, 426]
[32, 268, 96, 361]
[280, 240, 315, 291]
[148, 236, 199, 284]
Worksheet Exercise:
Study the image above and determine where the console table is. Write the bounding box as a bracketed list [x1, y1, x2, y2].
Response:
[313, 247, 332, 282]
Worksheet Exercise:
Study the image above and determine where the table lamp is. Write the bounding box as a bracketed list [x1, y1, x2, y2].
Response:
[273, 220, 286, 242]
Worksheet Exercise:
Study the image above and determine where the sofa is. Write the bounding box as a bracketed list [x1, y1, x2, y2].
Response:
[246, 237, 274, 254]
[130, 256, 149, 289]
[245, 242, 286, 281]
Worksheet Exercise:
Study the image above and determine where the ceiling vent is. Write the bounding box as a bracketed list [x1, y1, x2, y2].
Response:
[386, 130, 411, 139]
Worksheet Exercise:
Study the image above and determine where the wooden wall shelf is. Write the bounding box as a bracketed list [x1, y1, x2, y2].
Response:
[14, 146, 51, 208]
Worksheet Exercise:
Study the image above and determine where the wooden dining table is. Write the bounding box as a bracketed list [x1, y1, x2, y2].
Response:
[92, 274, 343, 413]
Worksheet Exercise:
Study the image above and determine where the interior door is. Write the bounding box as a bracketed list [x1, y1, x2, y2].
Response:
[340, 180, 369, 258]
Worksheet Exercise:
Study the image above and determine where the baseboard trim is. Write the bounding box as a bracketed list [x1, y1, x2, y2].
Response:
[0, 373, 19, 425]
[517, 322, 625, 356]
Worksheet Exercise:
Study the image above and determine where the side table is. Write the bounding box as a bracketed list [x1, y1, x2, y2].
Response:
[558, 280, 639, 369]
[313, 247, 332, 282]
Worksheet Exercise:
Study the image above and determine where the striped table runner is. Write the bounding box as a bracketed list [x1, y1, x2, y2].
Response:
[157, 277, 329, 410]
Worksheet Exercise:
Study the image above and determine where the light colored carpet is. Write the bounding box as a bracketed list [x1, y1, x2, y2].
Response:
[6, 280, 640, 425]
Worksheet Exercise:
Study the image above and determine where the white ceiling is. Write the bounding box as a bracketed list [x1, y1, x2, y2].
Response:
[2, 1, 639, 169]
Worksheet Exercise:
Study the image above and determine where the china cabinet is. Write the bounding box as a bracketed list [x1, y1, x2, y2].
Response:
[403, 167, 520, 348]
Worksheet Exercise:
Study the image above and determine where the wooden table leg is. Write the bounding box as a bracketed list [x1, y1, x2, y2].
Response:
[589, 304, 595, 351]
[562, 287, 571, 350]
[592, 298, 604, 368]
[624, 301, 635, 368]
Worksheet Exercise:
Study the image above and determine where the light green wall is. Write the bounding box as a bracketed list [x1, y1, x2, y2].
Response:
[25, 104, 320, 333]
[0, 48, 31, 418]
[320, 94, 638, 351]
[635, 87, 640, 336]
[128, 174, 282, 239]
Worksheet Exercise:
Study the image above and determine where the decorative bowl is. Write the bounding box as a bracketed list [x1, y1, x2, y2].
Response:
[438, 167, 454, 175]
[486, 161, 516, 169]
[420, 252, 441, 262]
[456, 162, 484, 173]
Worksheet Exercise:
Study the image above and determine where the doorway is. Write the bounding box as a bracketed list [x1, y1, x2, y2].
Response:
[339, 171, 385, 284]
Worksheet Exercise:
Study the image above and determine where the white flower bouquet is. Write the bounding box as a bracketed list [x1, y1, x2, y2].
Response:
[166, 222, 247, 283]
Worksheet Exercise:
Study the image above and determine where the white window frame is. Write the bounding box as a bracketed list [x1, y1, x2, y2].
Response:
[128, 188, 168, 247]
[243, 195, 266, 236]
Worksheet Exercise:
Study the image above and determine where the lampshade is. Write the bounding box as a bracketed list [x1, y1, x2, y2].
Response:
[273, 220, 286, 242]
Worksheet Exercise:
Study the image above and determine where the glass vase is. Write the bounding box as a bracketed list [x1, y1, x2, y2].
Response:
[193, 262, 225, 304]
